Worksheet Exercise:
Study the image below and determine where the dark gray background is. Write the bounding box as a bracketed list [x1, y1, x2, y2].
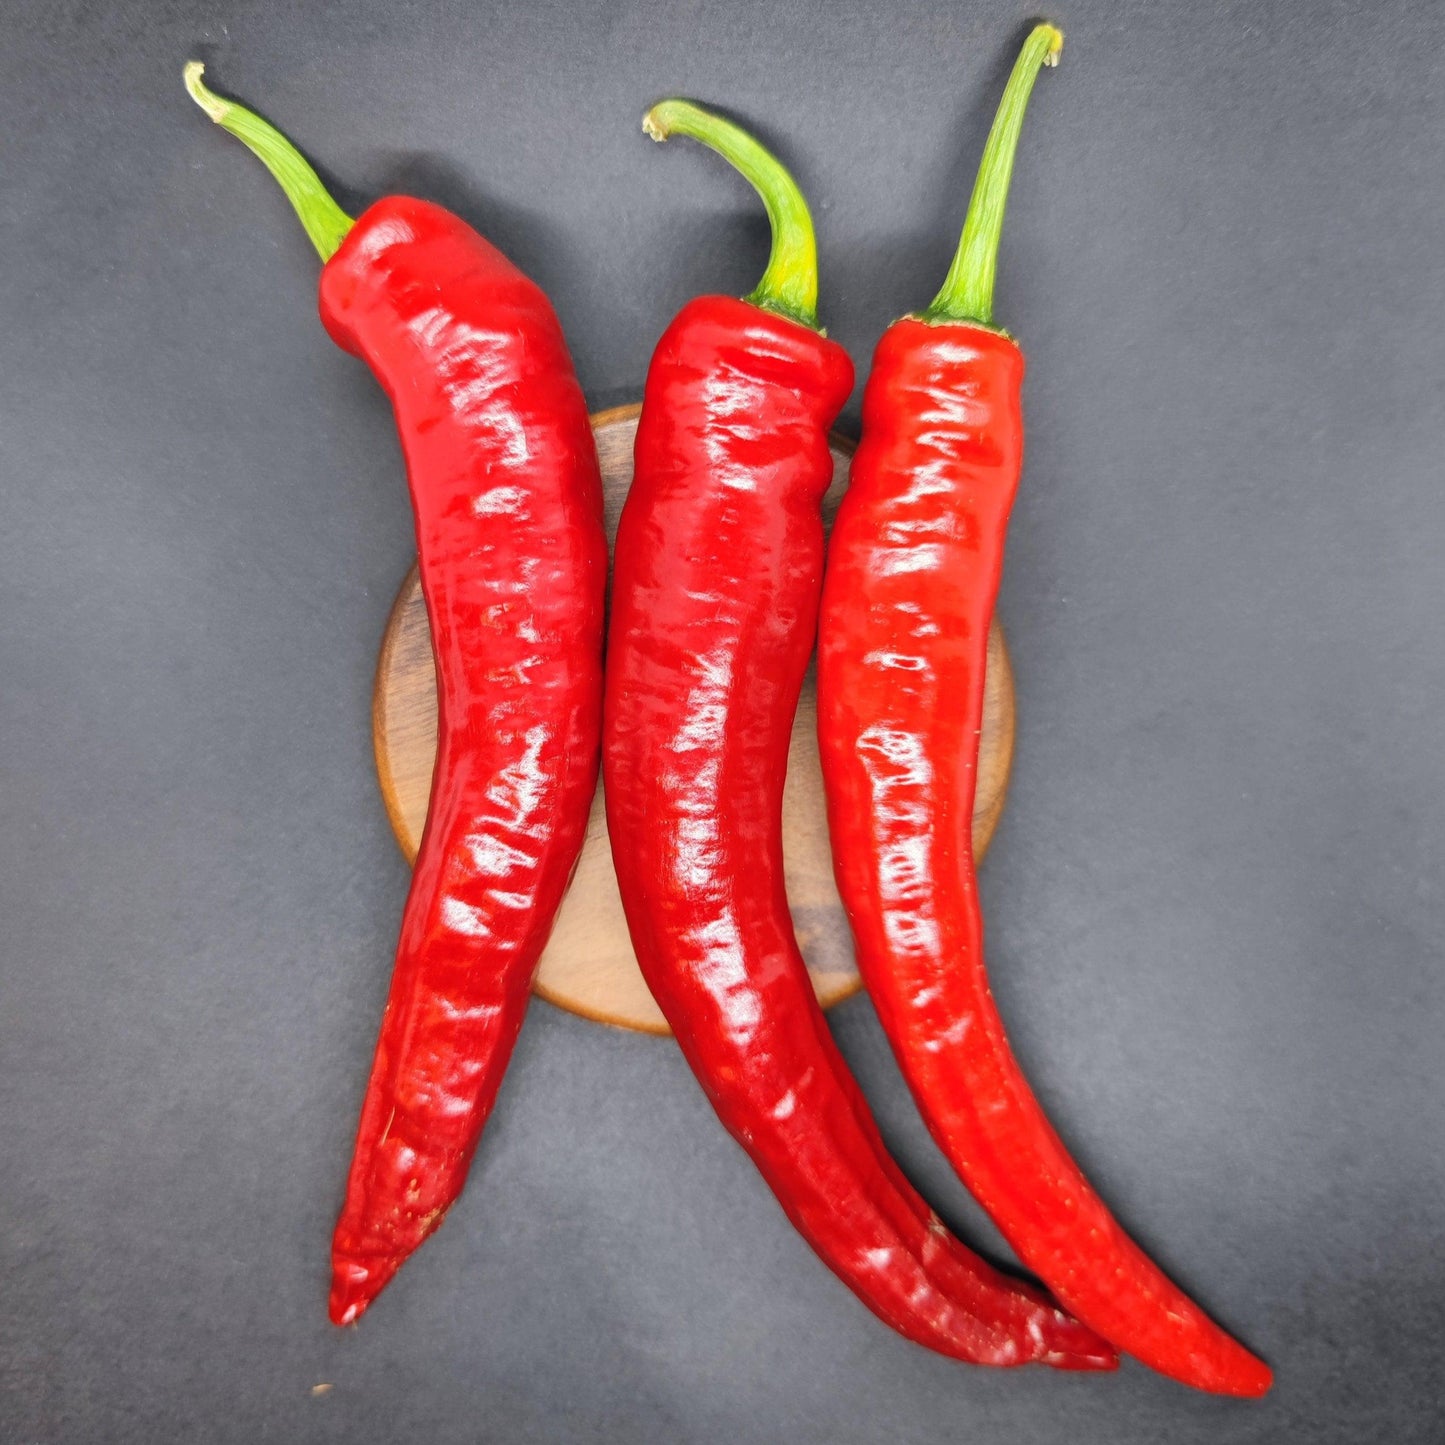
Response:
[3, 0, 1442, 1439]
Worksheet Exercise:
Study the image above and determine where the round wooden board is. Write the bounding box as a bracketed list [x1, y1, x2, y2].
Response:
[373, 403, 1017, 1035]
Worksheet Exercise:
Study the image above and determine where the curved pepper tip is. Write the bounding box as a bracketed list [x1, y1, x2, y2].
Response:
[1224, 1354, 1274, 1398]
[327, 1254, 398, 1327]
[1165, 1328, 1274, 1395]
[1039, 1318, 1121, 1373]
[1149, 1340, 1273, 1396]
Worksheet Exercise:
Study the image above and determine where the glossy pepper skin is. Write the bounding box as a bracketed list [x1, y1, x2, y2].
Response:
[185, 65, 606, 1326]
[817, 27, 1271, 1396]
[322, 198, 606, 1324]
[818, 323, 1270, 1394]
[606, 298, 1112, 1368]
[604, 101, 1114, 1370]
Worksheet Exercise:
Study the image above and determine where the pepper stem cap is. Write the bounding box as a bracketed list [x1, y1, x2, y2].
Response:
[644, 99, 820, 331]
[923, 23, 1062, 327]
[184, 62, 354, 264]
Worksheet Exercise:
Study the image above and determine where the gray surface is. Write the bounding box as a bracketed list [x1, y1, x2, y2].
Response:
[3, 0, 1443, 1439]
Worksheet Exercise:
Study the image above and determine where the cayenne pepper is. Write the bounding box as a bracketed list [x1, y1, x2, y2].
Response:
[602, 100, 1116, 1369]
[815, 27, 1271, 1394]
[186, 66, 607, 1325]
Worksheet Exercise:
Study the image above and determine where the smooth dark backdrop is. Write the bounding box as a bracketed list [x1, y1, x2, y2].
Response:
[4, 1, 1443, 1440]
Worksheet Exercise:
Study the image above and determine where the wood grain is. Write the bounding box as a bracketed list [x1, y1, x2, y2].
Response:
[372, 403, 1017, 1034]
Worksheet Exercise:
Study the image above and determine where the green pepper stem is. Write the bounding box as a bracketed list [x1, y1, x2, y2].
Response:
[643, 99, 820, 331]
[923, 23, 1063, 327]
[184, 62, 353, 264]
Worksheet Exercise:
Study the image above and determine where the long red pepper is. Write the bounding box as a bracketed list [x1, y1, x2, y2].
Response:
[186, 67, 607, 1325]
[816, 27, 1271, 1395]
[603, 101, 1115, 1369]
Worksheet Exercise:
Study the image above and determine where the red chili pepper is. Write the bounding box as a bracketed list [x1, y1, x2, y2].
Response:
[816, 27, 1271, 1395]
[186, 66, 607, 1326]
[603, 101, 1115, 1370]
